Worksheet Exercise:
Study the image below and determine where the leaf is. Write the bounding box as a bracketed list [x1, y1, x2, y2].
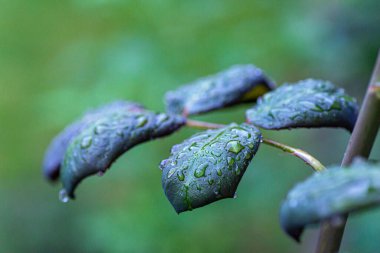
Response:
[246, 79, 359, 131]
[43, 101, 145, 181]
[280, 160, 380, 242]
[165, 65, 275, 116]
[161, 123, 262, 213]
[60, 108, 186, 199]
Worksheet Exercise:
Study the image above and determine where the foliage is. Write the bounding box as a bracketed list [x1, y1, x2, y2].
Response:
[43, 62, 380, 249]
[161, 123, 261, 213]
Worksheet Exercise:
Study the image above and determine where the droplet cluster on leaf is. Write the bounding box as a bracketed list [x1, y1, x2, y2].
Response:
[160, 123, 261, 213]
[246, 79, 359, 131]
[280, 160, 380, 242]
[165, 64, 275, 116]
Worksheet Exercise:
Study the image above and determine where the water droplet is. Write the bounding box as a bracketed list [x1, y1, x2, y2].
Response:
[136, 116, 148, 127]
[188, 142, 198, 151]
[226, 141, 244, 154]
[244, 153, 252, 160]
[227, 157, 235, 167]
[94, 124, 108, 134]
[312, 104, 324, 112]
[233, 193, 238, 199]
[116, 129, 124, 137]
[59, 189, 69, 203]
[156, 113, 169, 124]
[80, 136, 92, 149]
[194, 163, 208, 178]
[160, 159, 169, 170]
[217, 168, 222, 176]
[167, 167, 177, 178]
[177, 170, 185, 181]
[329, 101, 341, 111]
[231, 128, 251, 138]
[211, 150, 222, 157]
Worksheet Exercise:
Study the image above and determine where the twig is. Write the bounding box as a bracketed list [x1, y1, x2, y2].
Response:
[262, 138, 326, 172]
[186, 119, 226, 129]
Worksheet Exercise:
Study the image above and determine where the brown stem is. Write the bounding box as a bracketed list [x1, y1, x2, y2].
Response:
[263, 138, 326, 172]
[315, 50, 380, 253]
[185, 119, 226, 129]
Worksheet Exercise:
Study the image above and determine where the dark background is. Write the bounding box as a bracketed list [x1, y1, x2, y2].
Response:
[1, 0, 379, 252]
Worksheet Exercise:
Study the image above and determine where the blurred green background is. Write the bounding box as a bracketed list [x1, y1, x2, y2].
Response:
[1, 0, 379, 252]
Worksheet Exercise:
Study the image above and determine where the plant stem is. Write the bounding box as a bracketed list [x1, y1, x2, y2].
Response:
[186, 119, 226, 129]
[315, 50, 380, 253]
[185, 119, 326, 172]
[262, 138, 326, 172]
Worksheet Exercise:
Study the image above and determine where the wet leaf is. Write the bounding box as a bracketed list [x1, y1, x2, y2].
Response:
[280, 160, 380, 242]
[60, 108, 186, 198]
[161, 123, 262, 213]
[246, 79, 359, 131]
[165, 65, 275, 116]
[43, 101, 144, 180]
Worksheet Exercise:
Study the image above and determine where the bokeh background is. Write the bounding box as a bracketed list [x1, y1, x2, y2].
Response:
[1, 0, 380, 252]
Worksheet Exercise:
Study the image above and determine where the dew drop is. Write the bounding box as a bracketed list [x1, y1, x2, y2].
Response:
[156, 113, 169, 124]
[194, 163, 208, 178]
[160, 159, 169, 170]
[233, 193, 238, 199]
[227, 157, 235, 166]
[94, 124, 108, 135]
[80, 136, 92, 149]
[226, 141, 244, 154]
[244, 153, 252, 160]
[167, 167, 177, 178]
[231, 128, 251, 138]
[116, 129, 124, 137]
[177, 170, 185, 181]
[136, 116, 148, 127]
[59, 189, 69, 203]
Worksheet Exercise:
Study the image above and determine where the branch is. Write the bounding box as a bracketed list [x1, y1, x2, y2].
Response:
[315, 50, 380, 253]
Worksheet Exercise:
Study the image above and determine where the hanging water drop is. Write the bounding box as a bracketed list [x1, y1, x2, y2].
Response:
[59, 189, 69, 203]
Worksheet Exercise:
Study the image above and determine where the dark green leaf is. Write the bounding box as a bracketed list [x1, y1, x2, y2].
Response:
[43, 101, 144, 181]
[246, 79, 359, 131]
[60, 109, 185, 199]
[280, 160, 380, 242]
[161, 123, 261, 213]
[165, 65, 275, 116]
